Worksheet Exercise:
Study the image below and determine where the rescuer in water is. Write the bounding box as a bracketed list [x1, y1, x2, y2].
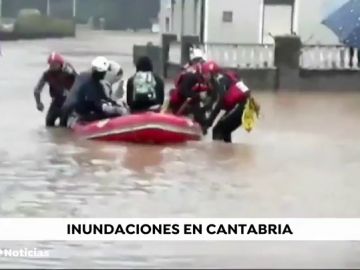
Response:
[203, 60, 260, 143]
[34, 52, 77, 127]
[72, 56, 128, 123]
[60, 59, 125, 127]
[166, 60, 213, 134]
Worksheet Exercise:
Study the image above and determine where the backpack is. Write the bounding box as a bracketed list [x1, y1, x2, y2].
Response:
[133, 71, 157, 102]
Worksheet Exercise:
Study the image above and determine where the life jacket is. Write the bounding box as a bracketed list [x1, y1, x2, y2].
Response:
[133, 71, 157, 102]
[171, 66, 211, 113]
[175, 62, 202, 87]
[221, 72, 249, 110]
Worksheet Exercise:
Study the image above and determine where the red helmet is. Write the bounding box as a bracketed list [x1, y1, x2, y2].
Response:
[202, 60, 221, 75]
[48, 52, 64, 66]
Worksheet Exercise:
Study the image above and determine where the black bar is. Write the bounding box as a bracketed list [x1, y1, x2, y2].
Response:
[264, 0, 294, 6]
[199, 0, 205, 43]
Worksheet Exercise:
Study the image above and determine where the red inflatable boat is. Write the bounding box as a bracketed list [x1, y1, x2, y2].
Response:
[72, 112, 203, 144]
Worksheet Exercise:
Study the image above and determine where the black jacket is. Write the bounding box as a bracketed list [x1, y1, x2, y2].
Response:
[75, 75, 115, 116]
[59, 71, 91, 126]
[126, 72, 164, 112]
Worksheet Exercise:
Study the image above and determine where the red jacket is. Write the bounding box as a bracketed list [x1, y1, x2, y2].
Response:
[218, 71, 249, 110]
[170, 67, 210, 107]
[205, 71, 251, 127]
[175, 63, 202, 87]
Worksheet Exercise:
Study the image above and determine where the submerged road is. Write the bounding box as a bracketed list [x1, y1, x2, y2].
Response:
[1, 29, 360, 268]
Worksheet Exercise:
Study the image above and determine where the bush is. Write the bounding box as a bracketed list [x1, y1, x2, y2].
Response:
[14, 10, 75, 37]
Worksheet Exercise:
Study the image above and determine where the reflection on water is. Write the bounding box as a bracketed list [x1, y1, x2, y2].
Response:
[1, 31, 360, 268]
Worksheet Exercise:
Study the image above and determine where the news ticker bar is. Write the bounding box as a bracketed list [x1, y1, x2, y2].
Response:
[0, 218, 359, 241]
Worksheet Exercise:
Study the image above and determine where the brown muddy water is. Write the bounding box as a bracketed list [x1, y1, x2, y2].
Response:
[0, 30, 360, 268]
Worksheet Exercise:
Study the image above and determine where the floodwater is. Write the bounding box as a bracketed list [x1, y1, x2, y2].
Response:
[1, 29, 360, 269]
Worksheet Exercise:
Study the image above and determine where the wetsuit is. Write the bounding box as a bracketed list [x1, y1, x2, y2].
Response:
[74, 75, 126, 122]
[126, 72, 164, 113]
[34, 63, 77, 126]
[206, 72, 250, 143]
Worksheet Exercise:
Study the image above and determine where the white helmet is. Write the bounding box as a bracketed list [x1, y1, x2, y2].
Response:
[91, 56, 110, 72]
[190, 48, 206, 61]
[108, 60, 122, 76]
[105, 60, 123, 85]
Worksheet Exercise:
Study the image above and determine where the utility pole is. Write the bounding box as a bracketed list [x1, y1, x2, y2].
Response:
[180, 0, 185, 37]
[260, 0, 265, 43]
[171, 0, 175, 33]
[199, 0, 205, 43]
[0, 0, 3, 19]
[46, 0, 50, 16]
[194, 0, 198, 35]
[73, 0, 77, 18]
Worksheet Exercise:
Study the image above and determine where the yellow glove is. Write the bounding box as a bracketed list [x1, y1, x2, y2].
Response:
[242, 97, 260, 133]
[249, 97, 260, 117]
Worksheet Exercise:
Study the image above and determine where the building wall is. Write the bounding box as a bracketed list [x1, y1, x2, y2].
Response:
[49, 0, 73, 19]
[161, 0, 342, 45]
[206, 0, 262, 43]
[183, 0, 193, 35]
[173, 0, 182, 36]
[183, 0, 200, 36]
[159, 0, 171, 33]
[159, 0, 201, 38]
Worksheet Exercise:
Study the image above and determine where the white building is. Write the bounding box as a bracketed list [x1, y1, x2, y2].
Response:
[159, 0, 347, 45]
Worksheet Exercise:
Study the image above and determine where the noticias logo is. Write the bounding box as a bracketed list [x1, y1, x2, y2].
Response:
[0, 248, 49, 257]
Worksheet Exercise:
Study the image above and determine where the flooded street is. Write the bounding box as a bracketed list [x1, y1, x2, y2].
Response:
[1, 30, 360, 268]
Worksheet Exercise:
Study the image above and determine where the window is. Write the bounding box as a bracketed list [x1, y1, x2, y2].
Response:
[222, 11, 233, 23]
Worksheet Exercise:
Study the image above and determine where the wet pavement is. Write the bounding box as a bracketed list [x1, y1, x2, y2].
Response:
[1, 29, 360, 268]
